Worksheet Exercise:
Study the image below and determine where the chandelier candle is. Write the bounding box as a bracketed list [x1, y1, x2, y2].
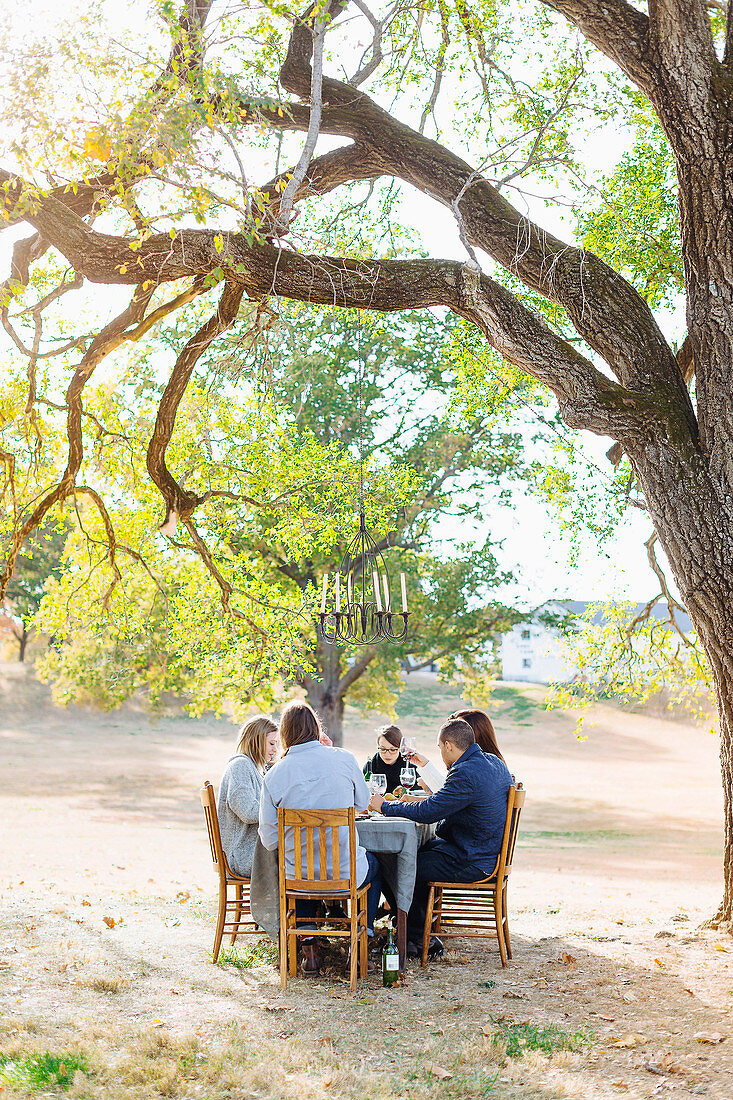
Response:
[373, 570, 383, 612]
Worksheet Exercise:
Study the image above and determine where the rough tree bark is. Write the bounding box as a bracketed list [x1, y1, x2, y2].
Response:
[300, 635, 376, 746]
[4, 0, 733, 924]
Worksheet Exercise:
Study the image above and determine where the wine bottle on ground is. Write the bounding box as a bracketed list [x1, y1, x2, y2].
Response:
[382, 927, 400, 986]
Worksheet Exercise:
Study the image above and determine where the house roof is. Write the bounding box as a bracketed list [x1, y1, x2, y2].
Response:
[537, 598, 694, 635]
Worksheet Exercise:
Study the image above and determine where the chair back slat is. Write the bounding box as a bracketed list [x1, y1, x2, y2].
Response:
[306, 827, 315, 881]
[504, 784, 525, 872]
[278, 807, 355, 892]
[331, 826, 340, 881]
[200, 780, 228, 883]
[294, 825, 303, 880]
[495, 783, 524, 882]
[318, 826, 328, 879]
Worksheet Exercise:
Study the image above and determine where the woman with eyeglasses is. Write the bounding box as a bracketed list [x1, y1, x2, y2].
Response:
[362, 724, 404, 794]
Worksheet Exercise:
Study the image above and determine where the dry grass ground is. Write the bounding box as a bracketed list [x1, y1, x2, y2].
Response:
[2, 665, 733, 1099]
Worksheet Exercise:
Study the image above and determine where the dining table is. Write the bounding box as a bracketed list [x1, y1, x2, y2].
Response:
[249, 813, 434, 970]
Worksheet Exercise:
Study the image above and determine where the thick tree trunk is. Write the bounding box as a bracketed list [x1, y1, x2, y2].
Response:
[628, 430, 733, 927]
[299, 636, 376, 747]
[305, 679, 345, 746]
[301, 634, 348, 745]
[658, 107, 733, 928]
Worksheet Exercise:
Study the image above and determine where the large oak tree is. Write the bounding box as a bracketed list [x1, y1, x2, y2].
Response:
[2, 0, 733, 924]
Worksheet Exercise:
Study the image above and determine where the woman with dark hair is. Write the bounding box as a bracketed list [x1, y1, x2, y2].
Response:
[448, 709, 505, 760]
[404, 709, 505, 793]
[363, 724, 403, 794]
[258, 701, 382, 976]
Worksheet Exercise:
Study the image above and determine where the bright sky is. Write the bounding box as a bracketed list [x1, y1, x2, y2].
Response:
[401, 187, 677, 610]
[0, 0, 681, 611]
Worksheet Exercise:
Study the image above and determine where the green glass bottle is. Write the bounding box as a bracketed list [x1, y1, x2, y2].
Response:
[364, 761, 371, 786]
[382, 926, 400, 986]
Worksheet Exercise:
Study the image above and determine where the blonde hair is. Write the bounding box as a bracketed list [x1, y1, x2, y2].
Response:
[236, 715, 278, 771]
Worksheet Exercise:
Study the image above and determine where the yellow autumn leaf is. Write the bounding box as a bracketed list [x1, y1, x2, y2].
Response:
[83, 127, 112, 161]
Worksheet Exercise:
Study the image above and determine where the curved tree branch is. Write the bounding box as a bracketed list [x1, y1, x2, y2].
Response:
[146, 280, 244, 529]
[540, 1, 651, 89]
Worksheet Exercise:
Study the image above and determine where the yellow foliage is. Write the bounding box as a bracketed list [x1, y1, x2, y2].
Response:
[82, 127, 112, 161]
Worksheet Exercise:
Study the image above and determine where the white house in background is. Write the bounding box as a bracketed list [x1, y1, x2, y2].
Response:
[500, 599, 693, 684]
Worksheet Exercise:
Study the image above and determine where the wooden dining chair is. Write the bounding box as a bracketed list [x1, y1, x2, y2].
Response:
[277, 806, 369, 992]
[420, 783, 525, 968]
[200, 780, 260, 961]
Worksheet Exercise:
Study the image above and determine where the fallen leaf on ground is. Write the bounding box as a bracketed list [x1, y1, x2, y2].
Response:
[654, 958, 665, 968]
[261, 1004, 294, 1013]
[560, 952, 577, 966]
[610, 1082, 629, 1090]
[597, 1014, 615, 1022]
[658, 1054, 685, 1075]
[102, 916, 116, 928]
[503, 989, 528, 1000]
[611, 1033, 648, 1048]
[714, 943, 730, 952]
[81, 900, 91, 907]
[425, 1063, 453, 1080]
[694, 1031, 726, 1044]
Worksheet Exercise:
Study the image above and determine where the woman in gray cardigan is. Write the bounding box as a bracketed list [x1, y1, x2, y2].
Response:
[217, 715, 279, 877]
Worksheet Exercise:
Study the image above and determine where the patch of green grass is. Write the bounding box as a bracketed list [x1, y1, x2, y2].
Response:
[490, 685, 540, 725]
[0, 1051, 88, 1091]
[524, 828, 629, 846]
[215, 940, 278, 968]
[395, 680, 467, 722]
[490, 1019, 590, 1058]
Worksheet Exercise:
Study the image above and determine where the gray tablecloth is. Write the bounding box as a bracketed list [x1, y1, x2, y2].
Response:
[356, 816, 433, 912]
[249, 817, 433, 940]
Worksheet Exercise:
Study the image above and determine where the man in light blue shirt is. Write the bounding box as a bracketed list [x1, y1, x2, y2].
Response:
[258, 702, 381, 974]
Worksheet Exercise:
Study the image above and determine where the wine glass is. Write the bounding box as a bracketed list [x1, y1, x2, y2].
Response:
[400, 765, 416, 792]
[399, 735, 415, 759]
[373, 773, 387, 797]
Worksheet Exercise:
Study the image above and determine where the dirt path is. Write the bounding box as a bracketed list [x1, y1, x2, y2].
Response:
[2, 666, 733, 1099]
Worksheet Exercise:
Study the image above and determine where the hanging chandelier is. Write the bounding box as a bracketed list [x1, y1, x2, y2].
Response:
[318, 313, 410, 647]
[319, 510, 409, 645]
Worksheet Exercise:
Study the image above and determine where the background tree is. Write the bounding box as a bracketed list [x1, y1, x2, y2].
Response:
[32, 304, 525, 740]
[245, 306, 524, 740]
[3, 1, 733, 923]
[1, 521, 67, 661]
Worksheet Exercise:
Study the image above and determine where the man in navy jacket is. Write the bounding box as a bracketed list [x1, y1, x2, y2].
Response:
[369, 717, 512, 953]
